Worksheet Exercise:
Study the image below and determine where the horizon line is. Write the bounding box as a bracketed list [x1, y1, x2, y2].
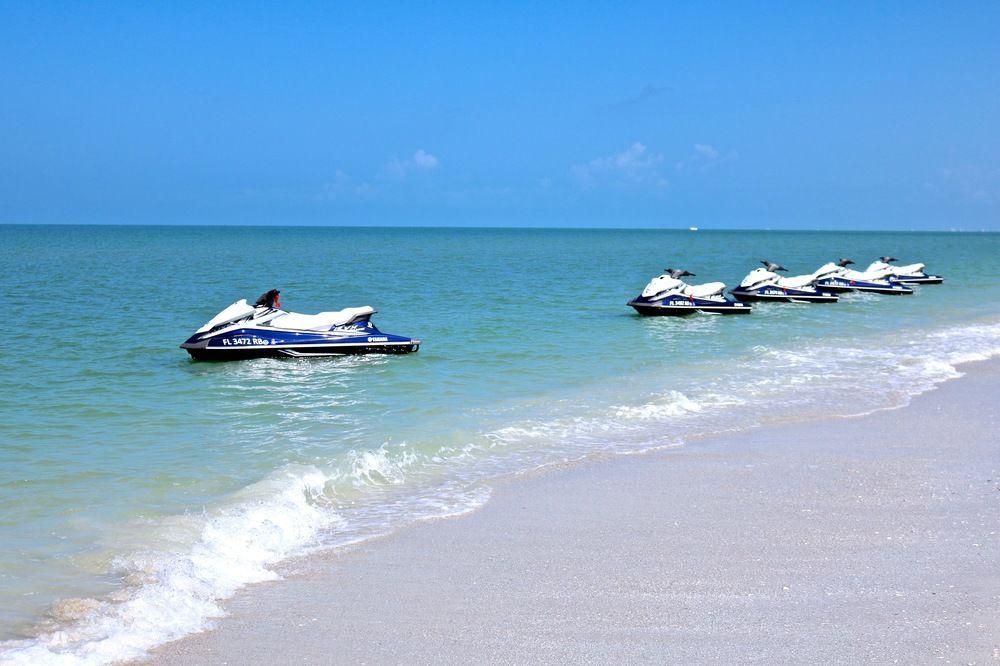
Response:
[1, 222, 996, 233]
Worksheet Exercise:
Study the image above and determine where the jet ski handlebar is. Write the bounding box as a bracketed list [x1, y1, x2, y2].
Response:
[879, 256, 898, 263]
[836, 258, 855, 267]
[665, 268, 695, 278]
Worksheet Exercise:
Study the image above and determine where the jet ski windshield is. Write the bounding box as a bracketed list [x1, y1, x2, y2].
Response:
[760, 260, 788, 272]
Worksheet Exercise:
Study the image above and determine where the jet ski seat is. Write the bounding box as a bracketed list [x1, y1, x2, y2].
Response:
[684, 282, 725, 298]
[776, 274, 817, 289]
[867, 261, 924, 275]
[842, 268, 887, 281]
[272, 306, 376, 331]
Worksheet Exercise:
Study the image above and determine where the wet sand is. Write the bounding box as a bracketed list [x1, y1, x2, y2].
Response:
[151, 360, 1000, 664]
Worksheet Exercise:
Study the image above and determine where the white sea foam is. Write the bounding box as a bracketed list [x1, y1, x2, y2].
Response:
[613, 390, 704, 420]
[0, 468, 334, 665]
[3, 318, 998, 665]
[0, 462, 491, 666]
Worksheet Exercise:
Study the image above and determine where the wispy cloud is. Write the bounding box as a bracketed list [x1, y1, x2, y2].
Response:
[383, 149, 440, 180]
[318, 169, 375, 200]
[313, 149, 441, 200]
[675, 143, 737, 171]
[412, 149, 439, 169]
[571, 142, 669, 191]
[311, 147, 441, 201]
[694, 143, 720, 160]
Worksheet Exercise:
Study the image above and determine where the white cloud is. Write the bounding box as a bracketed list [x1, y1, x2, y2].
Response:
[314, 150, 441, 201]
[676, 143, 737, 171]
[693, 143, 720, 160]
[412, 149, 439, 170]
[384, 149, 440, 179]
[571, 142, 668, 191]
[318, 170, 375, 199]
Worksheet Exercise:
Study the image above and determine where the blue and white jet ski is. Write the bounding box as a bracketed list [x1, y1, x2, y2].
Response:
[731, 261, 839, 303]
[811, 259, 913, 295]
[864, 256, 943, 284]
[181, 290, 420, 360]
[628, 268, 751, 315]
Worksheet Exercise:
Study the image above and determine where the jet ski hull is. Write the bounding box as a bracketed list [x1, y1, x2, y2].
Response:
[892, 274, 943, 284]
[730, 286, 839, 303]
[181, 327, 419, 361]
[628, 296, 751, 316]
[814, 277, 914, 295]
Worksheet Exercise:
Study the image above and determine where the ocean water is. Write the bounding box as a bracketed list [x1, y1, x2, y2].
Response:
[1, 225, 998, 663]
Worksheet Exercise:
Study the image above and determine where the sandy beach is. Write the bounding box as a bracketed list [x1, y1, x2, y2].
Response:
[151, 360, 1000, 664]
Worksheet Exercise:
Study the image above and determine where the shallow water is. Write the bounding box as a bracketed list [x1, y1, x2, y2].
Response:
[1, 226, 998, 663]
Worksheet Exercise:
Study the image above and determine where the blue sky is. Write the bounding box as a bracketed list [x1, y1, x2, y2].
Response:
[1, 2, 998, 229]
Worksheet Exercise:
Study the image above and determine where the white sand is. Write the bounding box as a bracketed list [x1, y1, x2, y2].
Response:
[151, 360, 1000, 664]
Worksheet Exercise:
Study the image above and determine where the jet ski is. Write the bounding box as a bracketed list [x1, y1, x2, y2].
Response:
[180, 289, 420, 360]
[628, 269, 751, 315]
[864, 256, 943, 284]
[811, 259, 913, 295]
[730, 261, 839, 303]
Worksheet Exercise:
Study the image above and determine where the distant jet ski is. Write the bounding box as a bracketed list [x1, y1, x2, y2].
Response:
[730, 261, 839, 303]
[811, 259, 913, 295]
[180, 289, 419, 360]
[864, 256, 943, 284]
[628, 268, 751, 315]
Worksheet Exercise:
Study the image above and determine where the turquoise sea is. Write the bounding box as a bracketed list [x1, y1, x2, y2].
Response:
[1, 225, 999, 663]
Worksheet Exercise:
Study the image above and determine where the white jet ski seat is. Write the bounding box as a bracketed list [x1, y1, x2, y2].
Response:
[271, 306, 376, 331]
[867, 261, 924, 275]
[683, 282, 726, 298]
[842, 268, 887, 281]
[776, 274, 817, 289]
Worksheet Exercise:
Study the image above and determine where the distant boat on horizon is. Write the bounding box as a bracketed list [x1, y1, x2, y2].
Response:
[689, 226, 699, 231]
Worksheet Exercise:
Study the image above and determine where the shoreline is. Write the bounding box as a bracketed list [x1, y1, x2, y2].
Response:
[150, 358, 1000, 664]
